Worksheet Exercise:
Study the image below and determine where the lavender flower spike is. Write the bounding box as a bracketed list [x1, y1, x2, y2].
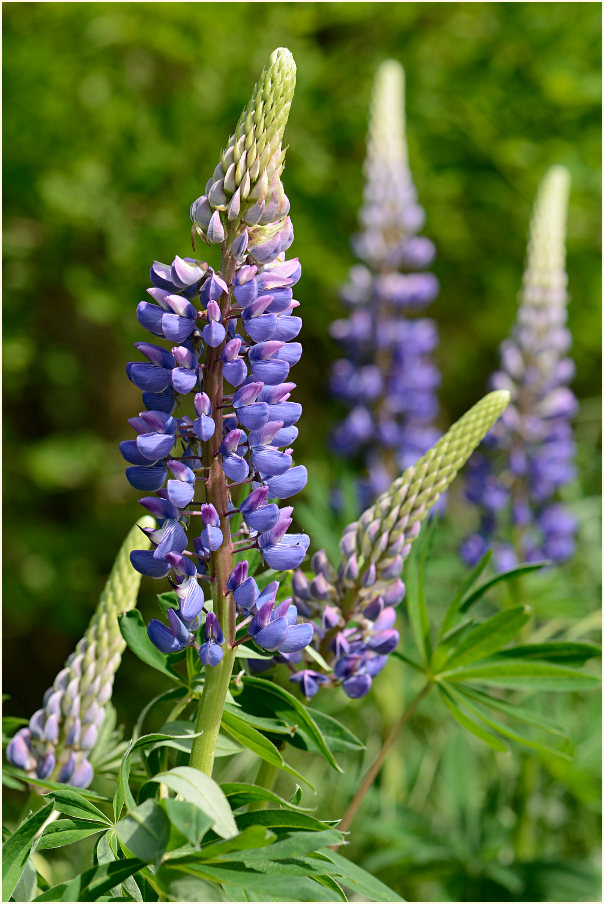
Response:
[462, 166, 577, 569]
[330, 60, 441, 503]
[122, 47, 315, 749]
[284, 391, 510, 700]
[6, 518, 153, 788]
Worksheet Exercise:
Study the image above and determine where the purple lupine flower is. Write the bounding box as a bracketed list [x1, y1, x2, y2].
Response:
[330, 60, 441, 504]
[123, 48, 314, 667]
[462, 166, 577, 569]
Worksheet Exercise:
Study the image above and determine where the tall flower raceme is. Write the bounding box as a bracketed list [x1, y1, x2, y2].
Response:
[461, 166, 577, 571]
[122, 48, 313, 774]
[250, 391, 509, 700]
[6, 518, 153, 788]
[330, 60, 441, 503]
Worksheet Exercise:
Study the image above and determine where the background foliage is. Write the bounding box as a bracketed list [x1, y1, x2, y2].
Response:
[3, 3, 601, 901]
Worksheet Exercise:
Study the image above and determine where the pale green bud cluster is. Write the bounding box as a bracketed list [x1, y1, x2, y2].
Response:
[340, 391, 510, 599]
[521, 164, 571, 309]
[192, 48, 296, 253]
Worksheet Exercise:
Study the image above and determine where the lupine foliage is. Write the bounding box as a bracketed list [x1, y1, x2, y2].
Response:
[330, 59, 441, 503]
[3, 19, 601, 904]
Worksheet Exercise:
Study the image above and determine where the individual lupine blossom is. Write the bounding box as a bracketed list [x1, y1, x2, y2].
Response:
[330, 60, 441, 503]
[123, 48, 313, 664]
[461, 166, 577, 570]
[6, 519, 153, 788]
[255, 392, 510, 699]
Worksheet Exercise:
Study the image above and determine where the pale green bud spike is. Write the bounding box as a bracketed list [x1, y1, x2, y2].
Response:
[521, 164, 571, 308]
[9, 519, 153, 787]
[345, 392, 510, 580]
[366, 59, 408, 177]
[213, 48, 296, 207]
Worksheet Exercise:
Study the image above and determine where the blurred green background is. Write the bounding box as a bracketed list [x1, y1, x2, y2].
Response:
[3, 2, 601, 900]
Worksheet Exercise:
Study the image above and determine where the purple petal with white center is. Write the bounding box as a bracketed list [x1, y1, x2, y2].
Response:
[205, 611, 225, 644]
[139, 495, 179, 520]
[239, 486, 268, 514]
[220, 428, 245, 453]
[200, 503, 220, 526]
[261, 534, 310, 570]
[249, 598, 276, 634]
[253, 617, 289, 651]
[257, 580, 280, 607]
[126, 465, 168, 491]
[233, 382, 264, 407]
[150, 261, 178, 291]
[165, 552, 197, 577]
[137, 432, 175, 460]
[266, 465, 308, 499]
[6, 730, 35, 771]
[127, 362, 172, 392]
[342, 674, 372, 698]
[207, 209, 226, 244]
[148, 618, 187, 653]
[44, 713, 59, 743]
[248, 340, 284, 361]
[234, 577, 259, 610]
[37, 752, 56, 780]
[137, 302, 165, 336]
[131, 550, 171, 578]
[179, 579, 205, 622]
[171, 345, 196, 369]
[139, 410, 175, 433]
[252, 448, 292, 476]
[171, 255, 204, 289]
[168, 608, 193, 646]
[227, 561, 248, 590]
[163, 295, 197, 318]
[194, 392, 212, 416]
[168, 459, 195, 482]
[161, 313, 195, 342]
[277, 623, 314, 654]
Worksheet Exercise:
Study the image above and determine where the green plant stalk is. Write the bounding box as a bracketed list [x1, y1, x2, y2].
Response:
[336, 681, 432, 835]
[247, 758, 279, 811]
[188, 249, 238, 777]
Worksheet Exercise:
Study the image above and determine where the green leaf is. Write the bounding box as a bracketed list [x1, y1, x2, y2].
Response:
[11, 856, 38, 903]
[220, 709, 310, 788]
[444, 684, 571, 759]
[118, 610, 185, 684]
[231, 829, 341, 863]
[116, 729, 200, 818]
[235, 809, 334, 833]
[458, 561, 550, 613]
[222, 702, 294, 737]
[442, 658, 602, 690]
[95, 830, 143, 902]
[33, 858, 145, 902]
[233, 644, 274, 661]
[160, 861, 340, 900]
[305, 708, 364, 753]
[155, 868, 228, 901]
[311, 873, 347, 902]
[322, 849, 405, 902]
[221, 782, 313, 813]
[116, 799, 170, 864]
[45, 789, 112, 825]
[437, 683, 508, 751]
[496, 641, 602, 665]
[439, 549, 494, 638]
[152, 720, 240, 758]
[183, 825, 276, 861]
[2, 801, 53, 901]
[404, 544, 431, 666]
[150, 766, 238, 839]
[456, 685, 568, 737]
[441, 605, 531, 669]
[242, 676, 341, 771]
[162, 799, 214, 848]
[36, 818, 106, 850]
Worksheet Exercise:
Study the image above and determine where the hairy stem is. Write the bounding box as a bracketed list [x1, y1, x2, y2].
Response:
[336, 681, 432, 836]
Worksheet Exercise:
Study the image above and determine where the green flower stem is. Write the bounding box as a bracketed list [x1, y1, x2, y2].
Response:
[336, 681, 432, 836]
[247, 758, 279, 811]
[189, 248, 238, 777]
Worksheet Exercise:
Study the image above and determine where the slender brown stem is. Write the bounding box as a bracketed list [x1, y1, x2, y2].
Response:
[336, 681, 432, 837]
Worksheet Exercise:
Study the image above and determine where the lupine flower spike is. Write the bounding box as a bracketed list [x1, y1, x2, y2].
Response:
[461, 166, 577, 570]
[6, 518, 153, 788]
[123, 48, 313, 692]
[279, 391, 509, 699]
[330, 60, 441, 504]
